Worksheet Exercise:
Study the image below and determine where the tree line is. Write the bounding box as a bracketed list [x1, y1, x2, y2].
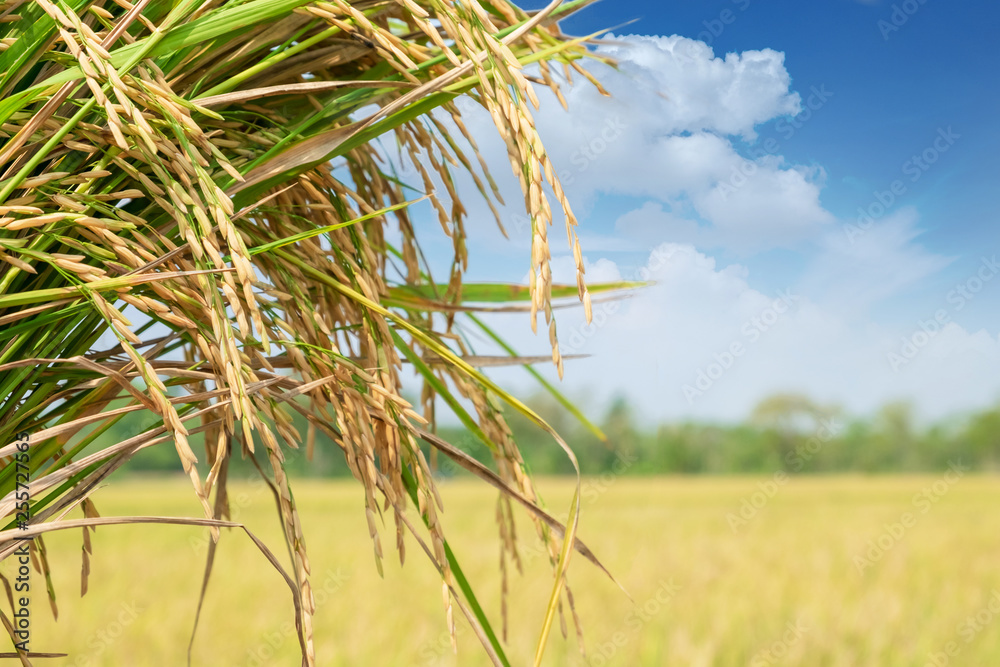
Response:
[112, 392, 1000, 478]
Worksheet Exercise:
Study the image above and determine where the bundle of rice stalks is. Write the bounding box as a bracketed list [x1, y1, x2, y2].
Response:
[0, 0, 634, 664]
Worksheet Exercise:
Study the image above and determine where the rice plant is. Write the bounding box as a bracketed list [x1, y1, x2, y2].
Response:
[0, 0, 634, 664]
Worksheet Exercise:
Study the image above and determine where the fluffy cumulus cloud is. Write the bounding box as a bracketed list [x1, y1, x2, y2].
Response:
[442, 33, 836, 254]
[483, 244, 1000, 423]
[582, 34, 801, 140]
[392, 32, 995, 421]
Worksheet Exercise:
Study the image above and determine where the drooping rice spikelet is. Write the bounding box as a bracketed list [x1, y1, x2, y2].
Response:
[0, 1, 617, 663]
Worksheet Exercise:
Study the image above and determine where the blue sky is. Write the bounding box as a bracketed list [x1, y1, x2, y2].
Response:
[544, 0, 1000, 328]
[401, 0, 1000, 423]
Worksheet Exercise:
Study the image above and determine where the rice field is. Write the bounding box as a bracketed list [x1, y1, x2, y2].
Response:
[15, 474, 1000, 666]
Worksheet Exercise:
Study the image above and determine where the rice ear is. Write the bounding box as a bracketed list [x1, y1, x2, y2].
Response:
[0, 0, 614, 664]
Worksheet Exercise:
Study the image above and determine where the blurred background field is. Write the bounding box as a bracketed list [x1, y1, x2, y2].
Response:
[15, 474, 1000, 666]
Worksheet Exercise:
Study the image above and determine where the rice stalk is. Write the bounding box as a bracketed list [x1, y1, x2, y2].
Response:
[0, 0, 628, 663]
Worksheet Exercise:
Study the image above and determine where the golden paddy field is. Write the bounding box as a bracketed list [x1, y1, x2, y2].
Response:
[12, 474, 1000, 666]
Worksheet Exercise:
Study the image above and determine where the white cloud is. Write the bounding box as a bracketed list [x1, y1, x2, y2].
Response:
[694, 162, 835, 249]
[614, 201, 703, 246]
[404, 33, 838, 256]
[578, 34, 802, 141]
[801, 207, 954, 316]
[386, 32, 987, 421]
[484, 244, 1000, 423]
[525, 36, 833, 251]
[529, 254, 622, 285]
